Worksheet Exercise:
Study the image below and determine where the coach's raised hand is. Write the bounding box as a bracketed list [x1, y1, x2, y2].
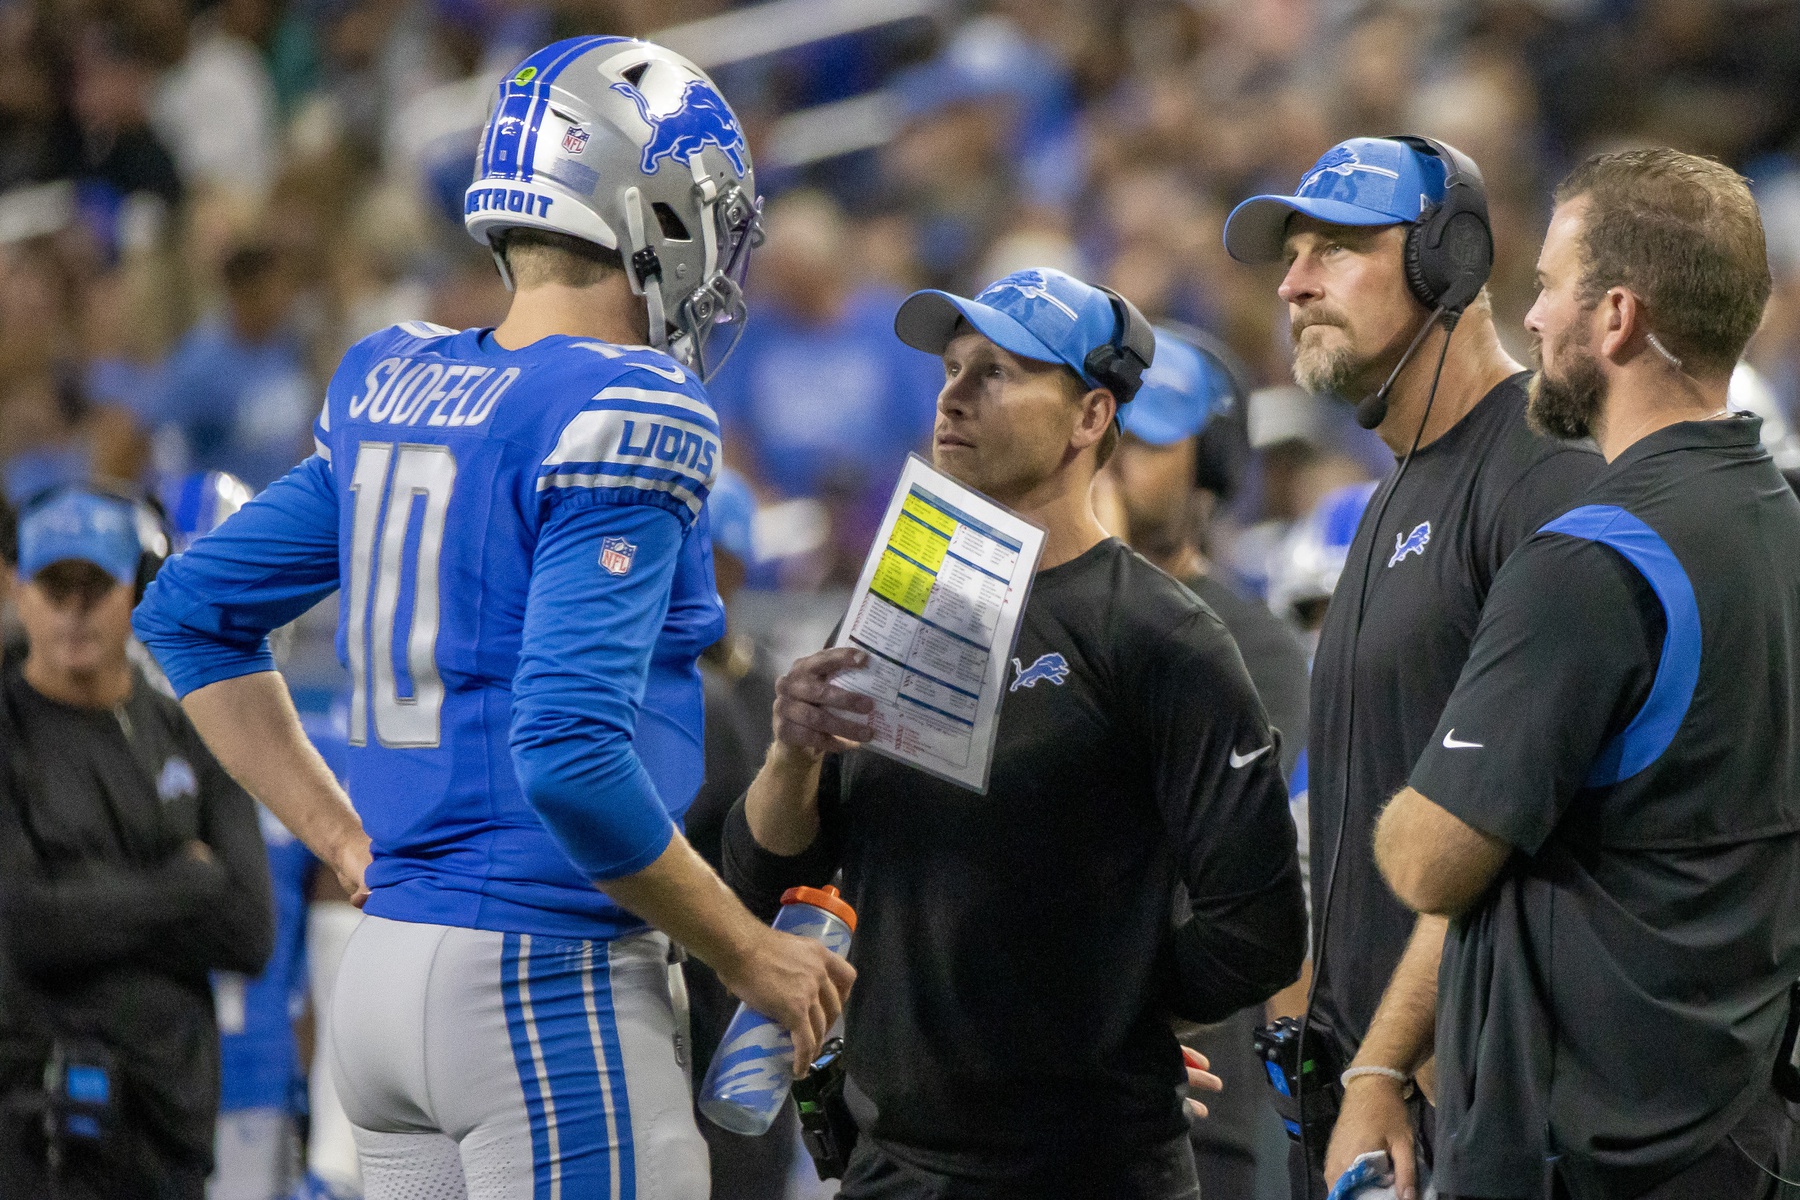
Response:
[773, 646, 877, 758]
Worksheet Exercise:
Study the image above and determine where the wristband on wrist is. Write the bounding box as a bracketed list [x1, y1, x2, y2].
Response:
[1340, 1065, 1412, 1091]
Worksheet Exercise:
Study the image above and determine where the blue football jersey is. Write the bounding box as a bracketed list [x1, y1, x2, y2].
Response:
[137, 321, 726, 941]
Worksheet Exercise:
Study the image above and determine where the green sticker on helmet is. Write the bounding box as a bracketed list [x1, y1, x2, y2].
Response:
[513, 66, 538, 84]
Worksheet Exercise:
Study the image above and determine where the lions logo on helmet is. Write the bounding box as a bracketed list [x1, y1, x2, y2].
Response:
[465, 36, 763, 381]
[611, 80, 748, 176]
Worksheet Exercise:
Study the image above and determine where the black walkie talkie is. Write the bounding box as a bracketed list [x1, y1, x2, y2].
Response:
[1256, 1017, 1343, 1162]
[792, 1037, 857, 1180]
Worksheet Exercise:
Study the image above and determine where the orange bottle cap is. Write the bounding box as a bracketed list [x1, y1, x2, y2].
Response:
[780, 884, 856, 932]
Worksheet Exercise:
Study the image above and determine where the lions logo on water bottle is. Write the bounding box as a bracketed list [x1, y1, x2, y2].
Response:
[611, 79, 749, 176]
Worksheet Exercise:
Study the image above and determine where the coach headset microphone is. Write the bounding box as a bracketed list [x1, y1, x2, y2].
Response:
[1222, 134, 1495, 1177]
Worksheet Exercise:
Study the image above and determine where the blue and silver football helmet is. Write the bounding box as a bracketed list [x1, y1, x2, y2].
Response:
[465, 36, 762, 380]
[1266, 480, 1377, 633]
[157, 470, 253, 551]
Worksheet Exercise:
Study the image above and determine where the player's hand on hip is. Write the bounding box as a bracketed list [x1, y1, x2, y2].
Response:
[1181, 1046, 1223, 1119]
[332, 834, 375, 909]
[720, 926, 855, 1075]
[1326, 1073, 1417, 1200]
[772, 647, 876, 759]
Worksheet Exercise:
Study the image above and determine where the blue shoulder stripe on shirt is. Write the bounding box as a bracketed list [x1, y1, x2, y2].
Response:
[1537, 504, 1700, 787]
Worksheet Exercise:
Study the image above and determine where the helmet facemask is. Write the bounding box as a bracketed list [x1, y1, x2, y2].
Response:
[667, 182, 762, 381]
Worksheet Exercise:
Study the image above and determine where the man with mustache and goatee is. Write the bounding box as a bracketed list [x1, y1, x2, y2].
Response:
[1222, 137, 1601, 1198]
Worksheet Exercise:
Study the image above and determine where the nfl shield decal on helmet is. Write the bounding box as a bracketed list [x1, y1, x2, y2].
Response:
[601, 537, 638, 576]
[561, 125, 590, 155]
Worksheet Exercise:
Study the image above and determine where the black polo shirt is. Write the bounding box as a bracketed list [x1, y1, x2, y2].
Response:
[1411, 415, 1800, 1199]
[1306, 374, 1600, 1057]
[723, 538, 1306, 1184]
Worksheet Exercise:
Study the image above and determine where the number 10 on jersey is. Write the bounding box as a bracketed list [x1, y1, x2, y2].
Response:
[347, 441, 457, 748]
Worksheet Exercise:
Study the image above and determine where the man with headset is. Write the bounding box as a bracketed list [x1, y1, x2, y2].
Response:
[0, 486, 273, 1198]
[1222, 137, 1602, 1197]
[722, 268, 1307, 1198]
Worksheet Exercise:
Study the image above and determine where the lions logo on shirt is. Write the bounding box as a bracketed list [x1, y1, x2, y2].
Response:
[157, 756, 198, 804]
[1388, 521, 1431, 568]
[1010, 652, 1070, 691]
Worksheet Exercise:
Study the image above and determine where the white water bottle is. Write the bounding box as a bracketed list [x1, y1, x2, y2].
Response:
[697, 885, 856, 1135]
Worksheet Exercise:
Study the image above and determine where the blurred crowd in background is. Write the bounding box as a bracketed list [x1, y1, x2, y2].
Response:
[3, 1, 1800, 1196]
[5, 0, 1800, 632]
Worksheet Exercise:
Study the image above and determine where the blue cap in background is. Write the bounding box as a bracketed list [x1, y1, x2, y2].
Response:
[1120, 329, 1234, 446]
[1223, 137, 1449, 264]
[708, 467, 757, 563]
[895, 268, 1128, 396]
[17, 488, 142, 585]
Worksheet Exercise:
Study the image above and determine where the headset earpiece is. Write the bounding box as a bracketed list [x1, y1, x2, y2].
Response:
[1390, 134, 1493, 315]
[1082, 287, 1156, 406]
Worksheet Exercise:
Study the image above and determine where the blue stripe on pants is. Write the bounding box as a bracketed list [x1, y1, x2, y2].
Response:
[502, 933, 638, 1199]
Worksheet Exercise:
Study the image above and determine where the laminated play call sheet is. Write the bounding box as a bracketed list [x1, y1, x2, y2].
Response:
[832, 455, 1046, 792]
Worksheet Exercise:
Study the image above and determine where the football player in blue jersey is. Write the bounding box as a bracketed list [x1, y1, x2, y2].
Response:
[133, 37, 854, 1200]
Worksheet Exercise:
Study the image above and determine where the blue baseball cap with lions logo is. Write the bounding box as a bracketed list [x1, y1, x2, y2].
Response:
[894, 268, 1132, 397]
[17, 488, 143, 586]
[1120, 330, 1234, 445]
[1223, 137, 1450, 264]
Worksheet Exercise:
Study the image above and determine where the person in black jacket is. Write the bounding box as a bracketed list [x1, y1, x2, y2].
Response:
[0, 486, 272, 1200]
[1107, 326, 1312, 1200]
[724, 269, 1305, 1199]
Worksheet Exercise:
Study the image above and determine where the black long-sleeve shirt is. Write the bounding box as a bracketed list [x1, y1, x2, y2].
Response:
[723, 538, 1305, 1177]
[0, 664, 273, 1171]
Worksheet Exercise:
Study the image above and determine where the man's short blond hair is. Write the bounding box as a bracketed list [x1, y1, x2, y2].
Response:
[495, 228, 625, 289]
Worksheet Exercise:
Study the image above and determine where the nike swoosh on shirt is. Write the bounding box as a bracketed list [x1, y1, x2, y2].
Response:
[1442, 730, 1484, 749]
[1229, 745, 1273, 768]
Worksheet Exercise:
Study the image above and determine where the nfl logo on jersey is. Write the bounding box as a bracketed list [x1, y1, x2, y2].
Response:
[562, 125, 590, 155]
[600, 537, 637, 576]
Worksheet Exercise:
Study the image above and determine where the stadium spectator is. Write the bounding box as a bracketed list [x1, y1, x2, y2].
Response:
[726, 267, 1304, 1198]
[70, 24, 183, 214]
[1221, 136, 1600, 1197]
[148, 242, 314, 489]
[1378, 148, 1800, 1200]
[1106, 324, 1310, 1200]
[707, 190, 941, 581]
[0, 485, 273, 1199]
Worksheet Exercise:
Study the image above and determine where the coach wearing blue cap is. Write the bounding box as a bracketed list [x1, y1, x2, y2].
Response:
[1223, 138, 1602, 1198]
[724, 268, 1305, 1197]
[0, 486, 273, 1197]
